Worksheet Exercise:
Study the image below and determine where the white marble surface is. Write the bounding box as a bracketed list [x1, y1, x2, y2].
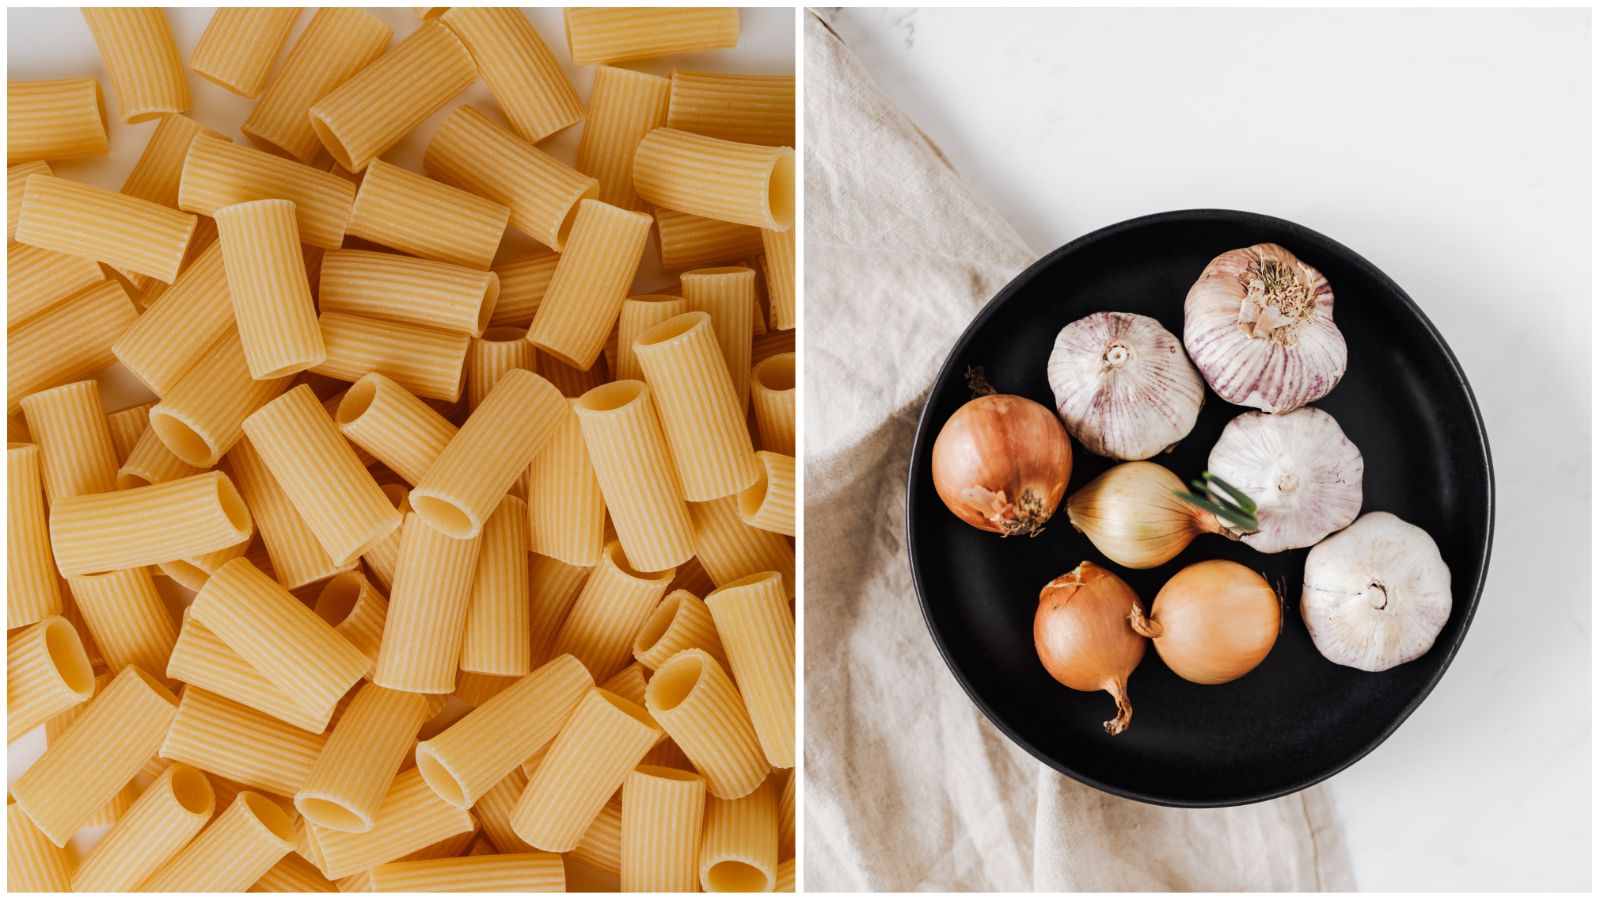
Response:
[818, 6, 1590, 892]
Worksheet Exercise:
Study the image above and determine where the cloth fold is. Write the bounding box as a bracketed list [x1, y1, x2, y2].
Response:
[801, 10, 1354, 892]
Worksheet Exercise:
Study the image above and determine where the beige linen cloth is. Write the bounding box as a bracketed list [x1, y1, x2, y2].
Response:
[802, 11, 1355, 892]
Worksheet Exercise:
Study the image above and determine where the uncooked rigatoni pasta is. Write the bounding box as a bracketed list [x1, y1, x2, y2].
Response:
[48, 470, 252, 577]
[644, 648, 769, 800]
[528, 199, 654, 369]
[8, 443, 62, 627]
[699, 778, 779, 892]
[319, 249, 499, 336]
[7, 159, 51, 239]
[294, 682, 435, 832]
[370, 513, 482, 694]
[80, 8, 188, 123]
[188, 7, 300, 98]
[225, 435, 350, 589]
[740, 450, 797, 536]
[104, 402, 154, 463]
[137, 791, 296, 892]
[371, 852, 566, 891]
[148, 329, 292, 467]
[308, 768, 476, 880]
[7, 76, 108, 165]
[313, 571, 390, 667]
[178, 133, 356, 249]
[553, 541, 675, 681]
[334, 373, 458, 486]
[668, 69, 796, 147]
[160, 687, 326, 797]
[459, 496, 532, 675]
[490, 252, 559, 327]
[18, 380, 119, 501]
[528, 554, 592, 669]
[241, 7, 392, 162]
[653, 206, 766, 270]
[616, 296, 690, 382]
[621, 766, 708, 891]
[70, 764, 214, 892]
[466, 327, 535, 410]
[440, 6, 583, 144]
[7, 615, 95, 743]
[691, 494, 797, 597]
[635, 589, 728, 670]
[166, 613, 331, 733]
[634, 128, 795, 231]
[7, 242, 106, 329]
[64, 567, 176, 678]
[762, 224, 797, 330]
[116, 426, 203, 488]
[525, 400, 607, 566]
[8, 280, 138, 413]
[751, 352, 797, 455]
[573, 380, 696, 571]
[15, 174, 196, 283]
[683, 265, 758, 406]
[9, 799, 73, 891]
[111, 240, 232, 397]
[346, 159, 509, 270]
[577, 66, 671, 210]
[251, 854, 338, 892]
[707, 571, 796, 767]
[214, 199, 326, 378]
[313, 311, 472, 403]
[564, 7, 740, 64]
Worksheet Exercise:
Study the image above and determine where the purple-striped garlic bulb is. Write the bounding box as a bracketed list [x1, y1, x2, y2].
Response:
[1045, 312, 1204, 461]
[1183, 244, 1347, 414]
[1206, 407, 1363, 553]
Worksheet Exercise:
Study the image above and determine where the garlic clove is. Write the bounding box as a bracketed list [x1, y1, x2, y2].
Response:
[1183, 243, 1347, 414]
[1300, 511, 1452, 672]
[1206, 407, 1363, 553]
[1046, 311, 1205, 461]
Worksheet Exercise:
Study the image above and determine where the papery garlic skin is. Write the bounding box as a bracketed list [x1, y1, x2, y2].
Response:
[1184, 243, 1347, 414]
[1047, 311, 1205, 461]
[1207, 407, 1363, 553]
[1301, 511, 1452, 672]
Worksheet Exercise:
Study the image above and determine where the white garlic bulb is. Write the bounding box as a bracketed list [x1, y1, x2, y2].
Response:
[1046, 312, 1204, 461]
[1301, 512, 1452, 672]
[1206, 407, 1363, 553]
[1184, 243, 1347, 414]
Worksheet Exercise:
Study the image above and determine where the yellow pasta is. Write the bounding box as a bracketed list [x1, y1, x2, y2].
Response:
[424, 105, 599, 252]
[620, 766, 707, 892]
[105, 401, 153, 462]
[359, 487, 410, 592]
[333, 372, 459, 485]
[371, 513, 483, 694]
[7, 76, 107, 165]
[643, 648, 768, 800]
[15, 174, 196, 282]
[65, 567, 177, 678]
[241, 7, 391, 162]
[440, 6, 583, 144]
[313, 570, 390, 668]
[509, 688, 662, 852]
[528, 554, 592, 669]
[552, 541, 675, 682]
[167, 613, 332, 733]
[573, 381, 695, 572]
[178, 133, 356, 249]
[683, 266, 757, 407]
[706, 572, 795, 768]
[226, 434, 351, 590]
[415, 654, 593, 809]
[295, 682, 435, 832]
[11, 665, 179, 845]
[777, 856, 796, 891]
[653, 206, 765, 271]
[564, 7, 740, 65]
[570, 793, 623, 877]
[241, 384, 402, 565]
[490, 252, 559, 328]
[71, 764, 215, 891]
[779, 767, 796, 858]
[251, 853, 340, 892]
[7, 444, 62, 627]
[666, 553, 717, 598]
[524, 400, 607, 567]
[112, 239, 232, 397]
[668, 70, 795, 147]
[460, 496, 532, 675]
[149, 328, 292, 467]
[49, 470, 253, 577]
[372, 852, 565, 892]
[690, 495, 796, 598]
[309, 21, 476, 172]
[539, 350, 611, 399]
[411, 369, 565, 539]
[7, 615, 95, 742]
[116, 425, 202, 489]
[8, 799, 72, 891]
[7, 241, 105, 329]
[79, 7, 187, 124]
[751, 352, 796, 455]
[473, 770, 536, 853]
[699, 779, 779, 892]
[739, 451, 796, 536]
[189, 7, 301, 98]
[120, 113, 221, 212]
[634, 128, 795, 232]
[18, 379, 118, 501]
[602, 661, 651, 710]
[8, 159, 52, 239]
[761, 225, 797, 330]
[320, 249, 499, 336]
[634, 311, 761, 501]
[213, 199, 325, 378]
[139, 791, 296, 892]
[465, 329, 533, 412]
[8, 279, 138, 414]
[527, 199, 653, 370]
[577, 66, 671, 210]
[634, 588, 726, 670]
[313, 311, 472, 403]
[347, 159, 509, 270]
[308, 768, 476, 880]
[615, 296, 689, 383]
[190, 557, 369, 723]
[160, 687, 327, 797]
[452, 671, 518, 709]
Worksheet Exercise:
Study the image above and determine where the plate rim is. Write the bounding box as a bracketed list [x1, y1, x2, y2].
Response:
[904, 207, 1497, 807]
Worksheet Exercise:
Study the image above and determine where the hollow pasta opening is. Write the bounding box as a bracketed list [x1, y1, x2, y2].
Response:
[128, 664, 181, 705]
[556, 185, 599, 249]
[481, 326, 526, 343]
[706, 860, 771, 893]
[634, 764, 703, 783]
[169, 765, 214, 815]
[307, 114, 356, 172]
[296, 796, 366, 832]
[717, 571, 781, 593]
[160, 559, 208, 591]
[576, 380, 645, 413]
[766, 151, 796, 230]
[633, 593, 684, 657]
[335, 376, 380, 425]
[635, 311, 706, 348]
[476, 274, 500, 335]
[753, 354, 795, 392]
[115, 471, 153, 490]
[594, 688, 657, 729]
[414, 747, 467, 808]
[738, 470, 770, 521]
[412, 494, 475, 539]
[645, 652, 705, 712]
[149, 410, 216, 468]
[314, 572, 367, 627]
[605, 541, 669, 582]
[43, 617, 93, 697]
[216, 474, 252, 536]
[379, 482, 410, 511]
[240, 792, 298, 843]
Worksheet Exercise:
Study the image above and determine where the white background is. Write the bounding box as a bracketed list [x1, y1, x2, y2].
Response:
[819, 6, 1590, 892]
[6, 4, 794, 866]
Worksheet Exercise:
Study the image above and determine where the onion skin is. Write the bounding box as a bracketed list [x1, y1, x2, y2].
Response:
[1129, 560, 1279, 685]
[1066, 462, 1226, 568]
[931, 392, 1072, 537]
[1034, 562, 1146, 735]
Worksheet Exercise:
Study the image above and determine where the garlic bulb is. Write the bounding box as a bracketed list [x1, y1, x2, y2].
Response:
[1300, 512, 1452, 672]
[1046, 311, 1205, 460]
[1207, 408, 1363, 553]
[1184, 243, 1347, 414]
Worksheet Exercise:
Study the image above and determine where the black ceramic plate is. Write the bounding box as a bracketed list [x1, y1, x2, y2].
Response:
[906, 210, 1494, 807]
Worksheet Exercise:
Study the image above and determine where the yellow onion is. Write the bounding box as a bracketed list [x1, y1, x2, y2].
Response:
[1066, 461, 1228, 568]
[931, 370, 1072, 537]
[1034, 562, 1146, 735]
[1129, 560, 1280, 684]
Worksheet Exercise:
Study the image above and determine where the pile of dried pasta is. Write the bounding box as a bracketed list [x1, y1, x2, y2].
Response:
[7, 6, 796, 893]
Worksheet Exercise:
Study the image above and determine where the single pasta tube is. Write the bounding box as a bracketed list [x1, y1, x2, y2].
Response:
[307, 768, 476, 880]
[371, 853, 566, 892]
[564, 7, 739, 65]
[527, 199, 653, 370]
[634, 312, 761, 501]
[8, 799, 72, 891]
[621, 766, 707, 892]
[6, 615, 95, 742]
[440, 6, 583, 144]
[312, 570, 389, 669]
[528, 554, 592, 669]
[761, 225, 796, 330]
[706, 572, 796, 768]
[120, 113, 221, 210]
[490, 252, 559, 327]
[18, 379, 119, 501]
[309, 22, 476, 172]
[295, 682, 435, 832]
[473, 769, 536, 853]
[149, 329, 292, 467]
[8, 241, 105, 329]
[460, 496, 532, 675]
[225, 435, 351, 590]
[553, 541, 674, 681]
[71, 764, 214, 891]
[750, 352, 796, 455]
[699, 779, 779, 892]
[576, 66, 670, 210]
[105, 402, 154, 462]
[668, 70, 795, 147]
[525, 400, 607, 567]
[7, 159, 52, 239]
[313, 311, 472, 403]
[8, 443, 62, 627]
[411, 368, 565, 539]
[602, 661, 650, 709]
[739, 451, 796, 536]
[15, 174, 196, 283]
[509, 687, 662, 852]
[11, 665, 179, 845]
[138, 791, 296, 892]
[112, 239, 232, 397]
[81, 8, 188, 123]
[117, 426, 203, 488]
[8, 280, 138, 414]
[634, 128, 795, 231]
[654, 206, 765, 271]
[167, 613, 332, 733]
[347, 159, 509, 270]
[415, 654, 593, 809]
[682, 266, 757, 407]
[690, 495, 796, 598]
[179, 133, 356, 249]
[242, 384, 402, 566]
[252, 854, 339, 892]
[65, 567, 176, 678]
[779, 768, 796, 858]
[334, 372, 459, 484]
[160, 687, 327, 797]
[634, 588, 727, 670]
[466, 327, 535, 411]
[189, 7, 300, 98]
[616, 295, 689, 383]
[644, 648, 768, 800]
[570, 793, 622, 876]
[319, 248, 499, 336]
[573, 380, 696, 572]
[370, 513, 482, 694]
[359, 487, 409, 592]
[214, 199, 325, 378]
[424, 105, 598, 252]
[242, 8, 392, 162]
[453, 671, 517, 709]
[49, 470, 253, 577]
[7, 76, 107, 165]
